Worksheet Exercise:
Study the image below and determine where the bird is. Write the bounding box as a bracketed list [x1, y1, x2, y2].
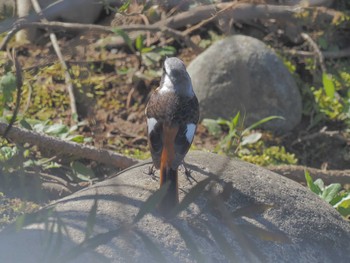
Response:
[145, 57, 199, 213]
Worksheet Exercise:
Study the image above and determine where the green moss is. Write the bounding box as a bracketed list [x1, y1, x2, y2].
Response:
[122, 148, 150, 160]
[312, 87, 344, 120]
[238, 141, 297, 166]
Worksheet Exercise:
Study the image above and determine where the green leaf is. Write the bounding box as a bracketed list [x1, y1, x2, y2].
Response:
[0, 72, 16, 103]
[117, 0, 130, 12]
[314, 178, 324, 191]
[244, 116, 284, 134]
[241, 132, 262, 146]
[322, 73, 335, 99]
[230, 111, 241, 131]
[71, 161, 95, 181]
[153, 46, 176, 56]
[112, 28, 134, 52]
[334, 195, 350, 217]
[44, 124, 68, 136]
[304, 170, 321, 195]
[65, 134, 84, 143]
[140, 46, 154, 53]
[216, 118, 230, 127]
[321, 183, 341, 203]
[0, 146, 18, 161]
[202, 118, 221, 137]
[141, 52, 161, 67]
[135, 34, 144, 52]
[19, 118, 32, 130]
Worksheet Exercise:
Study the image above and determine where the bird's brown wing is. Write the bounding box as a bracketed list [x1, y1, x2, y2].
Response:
[145, 89, 166, 169]
[172, 96, 199, 168]
[146, 91, 199, 169]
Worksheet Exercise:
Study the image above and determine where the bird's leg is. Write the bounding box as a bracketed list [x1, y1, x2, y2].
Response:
[182, 161, 195, 184]
[143, 164, 157, 181]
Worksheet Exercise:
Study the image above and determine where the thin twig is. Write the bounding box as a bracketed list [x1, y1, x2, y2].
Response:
[281, 47, 350, 59]
[31, 0, 78, 121]
[183, 1, 238, 36]
[300, 32, 327, 73]
[0, 121, 138, 169]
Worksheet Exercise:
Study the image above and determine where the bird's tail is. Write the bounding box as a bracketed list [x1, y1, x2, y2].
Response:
[159, 146, 178, 214]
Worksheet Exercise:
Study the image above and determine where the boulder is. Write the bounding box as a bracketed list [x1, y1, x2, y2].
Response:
[188, 35, 302, 133]
[0, 151, 349, 262]
[15, 0, 117, 42]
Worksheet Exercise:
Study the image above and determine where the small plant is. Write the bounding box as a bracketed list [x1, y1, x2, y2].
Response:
[305, 170, 350, 220]
[0, 71, 17, 116]
[310, 73, 344, 124]
[113, 29, 176, 69]
[238, 142, 297, 166]
[19, 118, 92, 143]
[201, 112, 295, 166]
[0, 118, 95, 183]
[203, 112, 283, 155]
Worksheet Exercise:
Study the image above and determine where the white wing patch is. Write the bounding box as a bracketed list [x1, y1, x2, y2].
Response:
[185, 123, 196, 143]
[147, 117, 158, 134]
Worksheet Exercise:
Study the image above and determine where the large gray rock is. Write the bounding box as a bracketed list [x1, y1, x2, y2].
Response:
[188, 35, 302, 132]
[14, 0, 122, 42]
[0, 151, 349, 262]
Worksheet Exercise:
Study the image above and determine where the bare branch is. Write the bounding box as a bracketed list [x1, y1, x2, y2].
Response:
[0, 21, 197, 51]
[155, 3, 340, 29]
[281, 47, 350, 59]
[0, 122, 139, 169]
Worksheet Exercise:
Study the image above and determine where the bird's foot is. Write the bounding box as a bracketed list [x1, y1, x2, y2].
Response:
[181, 162, 195, 184]
[143, 164, 157, 181]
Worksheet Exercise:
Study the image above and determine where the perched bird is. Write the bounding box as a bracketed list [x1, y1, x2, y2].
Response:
[145, 57, 199, 212]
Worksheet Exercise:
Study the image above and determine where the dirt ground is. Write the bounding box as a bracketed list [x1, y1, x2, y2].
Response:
[14, 36, 349, 170]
